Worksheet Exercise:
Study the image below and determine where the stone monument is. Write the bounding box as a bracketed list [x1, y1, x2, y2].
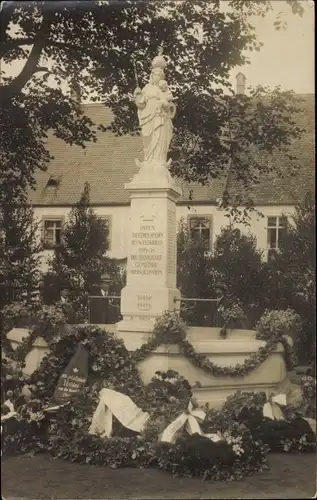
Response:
[116, 48, 182, 336]
[3, 51, 294, 409]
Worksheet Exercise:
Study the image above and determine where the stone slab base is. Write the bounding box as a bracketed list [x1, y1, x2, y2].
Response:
[117, 287, 180, 333]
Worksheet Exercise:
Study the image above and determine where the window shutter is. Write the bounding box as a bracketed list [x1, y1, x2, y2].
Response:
[41, 218, 45, 244]
[59, 217, 65, 244]
[98, 215, 112, 250]
[208, 215, 213, 251]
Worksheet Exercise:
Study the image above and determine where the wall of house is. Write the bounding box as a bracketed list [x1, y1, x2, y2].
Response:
[33, 205, 129, 273]
[33, 203, 295, 273]
[177, 203, 295, 259]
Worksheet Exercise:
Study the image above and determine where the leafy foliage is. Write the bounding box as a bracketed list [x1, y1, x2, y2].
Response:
[212, 226, 264, 322]
[203, 390, 316, 453]
[133, 309, 296, 378]
[176, 222, 273, 328]
[300, 375, 316, 419]
[0, 193, 42, 307]
[263, 193, 316, 365]
[1, 306, 313, 470]
[27, 324, 140, 404]
[0, 0, 305, 217]
[133, 311, 187, 362]
[176, 218, 214, 325]
[256, 308, 301, 342]
[48, 182, 118, 321]
[2, 302, 32, 345]
[155, 432, 267, 480]
[2, 302, 67, 365]
[219, 302, 247, 338]
[1, 358, 27, 406]
[1, 319, 268, 478]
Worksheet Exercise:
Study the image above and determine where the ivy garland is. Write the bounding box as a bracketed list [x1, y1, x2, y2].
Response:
[132, 310, 296, 377]
[179, 336, 295, 377]
[2, 307, 296, 380]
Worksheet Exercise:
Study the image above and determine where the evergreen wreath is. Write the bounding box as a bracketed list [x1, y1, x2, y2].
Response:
[202, 391, 316, 454]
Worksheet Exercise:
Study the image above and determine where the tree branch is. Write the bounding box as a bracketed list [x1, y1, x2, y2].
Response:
[33, 66, 51, 75]
[1, 36, 108, 65]
[0, 11, 54, 100]
[0, 1, 16, 49]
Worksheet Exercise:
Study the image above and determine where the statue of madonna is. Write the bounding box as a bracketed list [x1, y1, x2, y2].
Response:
[134, 48, 176, 168]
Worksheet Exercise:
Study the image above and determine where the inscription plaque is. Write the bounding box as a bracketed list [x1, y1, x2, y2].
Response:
[137, 293, 152, 311]
[129, 223, 164, 276]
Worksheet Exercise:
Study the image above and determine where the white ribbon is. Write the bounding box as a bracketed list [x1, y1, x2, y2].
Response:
[44, 401, 70, 413]
[1, 400, 17, 422]
[204, 433, 224, 443]
[263, 393, 287, 421]
[89, 388, 150, 438]
[160, 401, 207, 444]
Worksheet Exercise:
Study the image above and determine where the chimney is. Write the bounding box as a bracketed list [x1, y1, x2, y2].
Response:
[236, 72, 246, 95]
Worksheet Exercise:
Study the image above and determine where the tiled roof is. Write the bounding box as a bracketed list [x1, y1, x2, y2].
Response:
[28, 105, 226, 205]
[28, 95, 314, 206]
[225, 94, 315, 205]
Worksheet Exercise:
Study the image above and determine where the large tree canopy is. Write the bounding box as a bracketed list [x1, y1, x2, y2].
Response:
[0, 0, 305, 210]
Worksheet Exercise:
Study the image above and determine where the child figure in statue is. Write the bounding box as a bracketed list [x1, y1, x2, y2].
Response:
[158, 79, 176, 119]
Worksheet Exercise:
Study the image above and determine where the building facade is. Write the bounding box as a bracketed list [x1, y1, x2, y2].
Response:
[28, 91, 314, 273]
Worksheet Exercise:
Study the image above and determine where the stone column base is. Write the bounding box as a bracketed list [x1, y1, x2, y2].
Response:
[117, 286, 180, 333]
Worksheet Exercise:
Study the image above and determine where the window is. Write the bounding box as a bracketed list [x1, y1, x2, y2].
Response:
[188, 216, 212, 250]
[267, 216, 287, 259]
[46, 177, 59, 188]
[43, 219, 63, 247]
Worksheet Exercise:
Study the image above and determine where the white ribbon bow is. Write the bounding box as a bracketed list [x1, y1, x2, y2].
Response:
[263, 393, 287, 421]
[1, 400, 17, 422]
[89, 388, 150, 438]
[160, 400, 207, 444]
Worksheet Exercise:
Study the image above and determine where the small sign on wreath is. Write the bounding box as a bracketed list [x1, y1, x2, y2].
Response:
[52, 343, 89, 404]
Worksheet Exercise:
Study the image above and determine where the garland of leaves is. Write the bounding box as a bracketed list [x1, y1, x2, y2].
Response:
[132, 310, 296, 377]
[2, 306, 297, 382]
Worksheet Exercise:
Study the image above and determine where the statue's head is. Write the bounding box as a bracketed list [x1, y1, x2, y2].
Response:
[151, 46, 166, 71]
[158, 79, 168, 92]
[151, 67, 164, 84]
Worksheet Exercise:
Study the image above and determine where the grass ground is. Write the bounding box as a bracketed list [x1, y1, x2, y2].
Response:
[2, 452, 316, 499]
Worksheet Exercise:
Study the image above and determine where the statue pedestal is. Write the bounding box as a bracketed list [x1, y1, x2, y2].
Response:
[117, 165, 182, 334]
